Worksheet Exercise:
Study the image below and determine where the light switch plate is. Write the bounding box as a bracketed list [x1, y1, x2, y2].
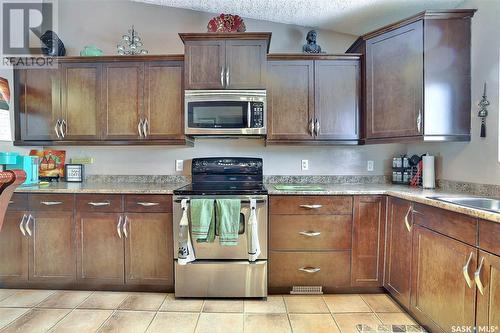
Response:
[367, 160, 374, 172]
[175, 160, 184, 172]
[301, 160, 309, 171]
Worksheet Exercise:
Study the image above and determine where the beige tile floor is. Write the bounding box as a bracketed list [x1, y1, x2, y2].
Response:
[0, 290, 417, 333]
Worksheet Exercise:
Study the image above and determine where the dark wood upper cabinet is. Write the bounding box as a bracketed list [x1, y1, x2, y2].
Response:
[101, 62, 144, 140]
[351, 195, 386, 287]
[315, 59, 360, 140]
[267, 60, 314, 141]
[15, 68, 60, 141]
[143, 61, 184, 139]
[60, 63, 102, 140]
[267, 55, 360, 144]
[184, 40, 226, 89]
[411, 225, 476, 332]
[347, 10, 476, 143]
[384, 197, 413, 309]
[180, 33, 271, 90]
[225, 39, 267, 89]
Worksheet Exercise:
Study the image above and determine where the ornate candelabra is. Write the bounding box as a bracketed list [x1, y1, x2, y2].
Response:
[117, 26, 148, 55]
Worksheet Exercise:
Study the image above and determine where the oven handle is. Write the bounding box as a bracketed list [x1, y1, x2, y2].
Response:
[247, 101, 251, 128]
[174, 199, 267, 204]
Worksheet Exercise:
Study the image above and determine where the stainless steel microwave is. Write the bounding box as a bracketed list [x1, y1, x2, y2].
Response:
[185, 90, 266, 136]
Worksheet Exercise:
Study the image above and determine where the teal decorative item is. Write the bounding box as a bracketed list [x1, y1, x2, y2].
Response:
[80, 45, 104, 56]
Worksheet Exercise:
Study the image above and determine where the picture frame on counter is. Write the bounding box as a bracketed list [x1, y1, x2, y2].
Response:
[65, 164, 84, 182]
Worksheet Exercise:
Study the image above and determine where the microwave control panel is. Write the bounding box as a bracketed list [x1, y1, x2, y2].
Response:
[250, 102, 264, 128]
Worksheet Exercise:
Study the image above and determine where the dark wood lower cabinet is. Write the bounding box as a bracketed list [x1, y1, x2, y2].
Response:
[76, 213, 125, 285]
[29, 212, 76, 284]
[0, 211, 28, 283]
[351, 195, 386, 287]
[384, 198, 413, 309]
[411, 226, 476, 333]
[124, 213, 173, 287]
[475, 250, 500, 327]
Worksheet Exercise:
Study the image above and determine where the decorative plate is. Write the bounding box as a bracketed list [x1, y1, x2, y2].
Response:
[207, 13, 246, 33]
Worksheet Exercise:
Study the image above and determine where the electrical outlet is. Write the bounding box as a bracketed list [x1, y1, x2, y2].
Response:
[367, 160, 374, 172]
[301, 160, 309, 171]
[175, 160, 184, 172]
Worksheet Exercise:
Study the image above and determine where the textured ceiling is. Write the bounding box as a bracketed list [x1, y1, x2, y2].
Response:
[132, 0, 465, 35]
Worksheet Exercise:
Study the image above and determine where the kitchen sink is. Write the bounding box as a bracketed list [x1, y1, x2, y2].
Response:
[428, 196, 500, 214]
[273, 184, 325, 191]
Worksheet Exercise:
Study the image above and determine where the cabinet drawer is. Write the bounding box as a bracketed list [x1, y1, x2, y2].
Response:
[270, 196, 352, 215]
[413, 203, 477, 246]
[270, 215, 351, 250]
[269, 251, 351, 290]
[124, 195, 172, 213]
[479, 219, 500, 256]
[8, 193, 28, 211]
[29, 194, 75, 211]
[76, 194, 123, 213]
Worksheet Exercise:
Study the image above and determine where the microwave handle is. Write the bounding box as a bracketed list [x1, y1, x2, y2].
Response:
[247, 102, 251, 128]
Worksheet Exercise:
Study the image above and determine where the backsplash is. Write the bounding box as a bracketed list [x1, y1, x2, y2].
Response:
[438, 179, 500, 198]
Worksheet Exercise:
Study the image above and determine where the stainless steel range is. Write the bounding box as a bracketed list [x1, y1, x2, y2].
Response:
[173, 157, 268, 298]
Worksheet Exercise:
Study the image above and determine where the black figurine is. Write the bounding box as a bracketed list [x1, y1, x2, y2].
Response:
[40, 30, 66, 56]
[303, 30, 323, 54]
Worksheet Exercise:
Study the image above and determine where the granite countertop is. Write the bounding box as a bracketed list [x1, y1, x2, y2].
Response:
[15, 181, 188, 194]
[14, 181, 499, 223]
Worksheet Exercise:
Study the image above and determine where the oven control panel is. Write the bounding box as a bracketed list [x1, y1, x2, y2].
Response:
[250, 102, 264, 128]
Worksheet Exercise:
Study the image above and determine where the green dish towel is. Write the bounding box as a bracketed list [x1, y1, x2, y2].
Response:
[216, 199, 241, 246]
[190, 199, 215, 243]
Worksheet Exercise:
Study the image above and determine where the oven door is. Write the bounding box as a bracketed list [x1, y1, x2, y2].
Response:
[184, 90, 266, 135]
[173, 195, 268, 260]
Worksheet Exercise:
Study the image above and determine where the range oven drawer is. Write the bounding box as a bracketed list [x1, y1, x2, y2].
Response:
[175, 260, 267, 298]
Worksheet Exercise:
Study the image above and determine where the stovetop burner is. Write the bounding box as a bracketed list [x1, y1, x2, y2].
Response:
[173, 157, 267, 196]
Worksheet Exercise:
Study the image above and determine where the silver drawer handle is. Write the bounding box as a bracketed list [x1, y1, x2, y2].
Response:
[299, 204, 323, 209]
[9, 200, 14, 204]
[299, 267, 321, 274]
[41, 201, 63, 206]
[299, 231, 321, 237]
[88, 202, 110, 207]
[137, 202, 159, 207]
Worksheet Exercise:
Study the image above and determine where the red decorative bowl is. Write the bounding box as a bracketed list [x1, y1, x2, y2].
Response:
[207, 13, 246, 33]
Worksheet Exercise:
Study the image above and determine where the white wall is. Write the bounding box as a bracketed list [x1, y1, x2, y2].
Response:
[407, 0, 500, 185]
[1, 0, 408, 176]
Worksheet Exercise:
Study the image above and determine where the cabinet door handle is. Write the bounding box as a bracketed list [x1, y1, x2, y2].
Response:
[123, 216, 129, 238]
[314, 119, 320, 136]
[474, 257, 485, 295]
[137, 202, 159, 207]
[88, 202, 110, 207]
[308, 119, 314, 135]
[299, 231, 321, 237]
[117, 215, 123, 238]
[220, 66, 225, 87]
[25, 214, 33, 237]
[404, 206, 413, 233]
[299, 204, 323, 209]
[40, 201, 63, 206]
[19, 214, 27, 236]
[226, 67, 230, 87]
[142, 118, 149, 138]
[299, 267, 321, 274]
[417, 110, 422, 133]
[54, 119, 61, 139]
[60, 119, 67, 138]
[462, 252, 474, 288]
[137, 119, 144, 138]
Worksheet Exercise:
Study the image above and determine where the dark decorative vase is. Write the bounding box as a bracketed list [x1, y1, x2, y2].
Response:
[40, 30, 66, 56]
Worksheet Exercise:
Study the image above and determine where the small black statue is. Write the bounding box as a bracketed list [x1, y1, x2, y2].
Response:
[40, 30, 66, 56]
[302, 30, 323, 54]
